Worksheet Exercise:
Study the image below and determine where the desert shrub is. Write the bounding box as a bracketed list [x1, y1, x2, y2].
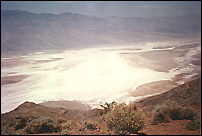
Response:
[153, 104, 170, 123]
[15, 116, 29, 130]
[183, 107, 198, 120]
[104, 102, 145, 135]
[186, 121, 201, 130]
[57, 118, 67, 124]
[1, 124, 9, 135]
[69, 120, 78, 129]
[84, 121, 98, 130]
[93, 108, 104, 116]
[7, 128, 20, 135]
[153, 102, 198, 123]
[79, 120, 98, 131]
[100, 101, 117, 114]
[9, 120, 16, 127]
[2, 116, 62, 134]
[61, 128, 69, 135]
[2, 117, 18, 128]
[25, 117, 61, 134]
[169, 105, 184, 120]
[1, 116, 30, 134]
[169, 105, 198, 120]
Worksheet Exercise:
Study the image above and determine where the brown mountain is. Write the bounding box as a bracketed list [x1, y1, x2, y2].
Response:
[137, 78, 201, 112]
[1, 101, 43, 119]
[1, 100, 91, 121]
[38, 100, 91, 111]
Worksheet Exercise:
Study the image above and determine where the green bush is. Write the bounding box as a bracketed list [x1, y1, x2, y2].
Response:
[104, 102, 145, 135]
[186, 121, 201, 130]
[153, 102, 198, 123]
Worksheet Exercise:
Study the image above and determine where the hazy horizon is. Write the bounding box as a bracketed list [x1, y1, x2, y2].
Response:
[1, 1, 201, 18]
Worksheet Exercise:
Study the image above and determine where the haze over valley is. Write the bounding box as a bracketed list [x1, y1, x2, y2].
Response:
[1, 38, 201, 113]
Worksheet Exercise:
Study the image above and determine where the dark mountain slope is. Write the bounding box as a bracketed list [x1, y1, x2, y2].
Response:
[137, 78, 201, 112]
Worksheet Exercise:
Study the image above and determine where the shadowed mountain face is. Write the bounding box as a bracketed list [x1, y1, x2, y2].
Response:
[1, 10, 201, 52]
[137, 78, 201, 112]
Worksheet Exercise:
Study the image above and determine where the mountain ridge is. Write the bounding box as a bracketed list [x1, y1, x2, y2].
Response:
[2, 9, 201, 19]
[2, 10, 201, 52]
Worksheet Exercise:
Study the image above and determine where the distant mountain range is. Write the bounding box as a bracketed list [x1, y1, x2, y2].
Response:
[1, 10, 201, 52]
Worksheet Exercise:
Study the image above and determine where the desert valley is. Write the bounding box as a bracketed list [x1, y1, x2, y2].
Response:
[1, 2, 201, 135]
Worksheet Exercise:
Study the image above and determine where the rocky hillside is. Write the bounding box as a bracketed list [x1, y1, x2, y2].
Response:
[137, 78, 201, 112]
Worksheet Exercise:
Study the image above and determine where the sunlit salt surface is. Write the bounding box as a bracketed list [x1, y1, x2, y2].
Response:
[1, 43, 200, 113]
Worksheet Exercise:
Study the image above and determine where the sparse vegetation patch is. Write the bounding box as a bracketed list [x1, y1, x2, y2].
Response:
[153, 102, 198, 123]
